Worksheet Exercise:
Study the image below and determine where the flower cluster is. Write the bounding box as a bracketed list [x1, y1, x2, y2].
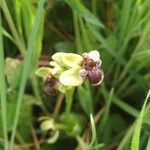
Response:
[35, 50, 104, 94]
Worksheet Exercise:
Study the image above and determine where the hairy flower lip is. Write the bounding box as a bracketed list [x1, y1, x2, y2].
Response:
[87, 67, 104, 86]
[80, 51, 104, 86]
[90, 71, 104, 86]
[82, 51, 102, 71]
[35, 50, 104, 92]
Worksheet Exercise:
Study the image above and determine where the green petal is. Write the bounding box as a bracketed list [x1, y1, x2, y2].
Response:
[35, 67, 52, 78]
[52, 52, 65, 65]
[50, 61, 59, 67]
[59, 67, 83, 86]
[47, 130, 59, 144]
[62, 53, 82, 68]
[41, 119, 55, 131]
[50, 61, 64, 77]
[52, 52, 83, 68]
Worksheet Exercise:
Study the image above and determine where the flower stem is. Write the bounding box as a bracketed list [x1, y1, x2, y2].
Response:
[65, 87, 75, 116]
[0, 12, 9, 150]
[53, 93, 64, 118]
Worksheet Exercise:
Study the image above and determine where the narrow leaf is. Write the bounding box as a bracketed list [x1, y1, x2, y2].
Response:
[131, 90, 150, 150]
[9, 0, 45, 148]
[65, 0, 104, 28]
[0, 12, 9, 150]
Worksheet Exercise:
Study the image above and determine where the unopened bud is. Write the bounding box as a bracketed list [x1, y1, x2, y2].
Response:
[44, 76, 59, 95]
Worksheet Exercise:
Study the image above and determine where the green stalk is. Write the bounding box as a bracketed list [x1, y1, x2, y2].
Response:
[146, 136, 150, 150]
[73, 12, 83, 54]
[131, 90, 150, 150]
[9, 0, 45, 149]
[0, 13, 9, 150]
[65, 87, 75, 116]
[92, 0, 98, 15]
[16, 132, 28, 150]
[31, 74, 48, 114]
[101, 84, 139, 118]
[100, 88, 114, 134]
[0, 0, 26, 55]
[117, 124, 134, 150]
[79, 17, 92, 50]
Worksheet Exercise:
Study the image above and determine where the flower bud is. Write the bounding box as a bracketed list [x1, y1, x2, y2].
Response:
[43, 76, 59, 95]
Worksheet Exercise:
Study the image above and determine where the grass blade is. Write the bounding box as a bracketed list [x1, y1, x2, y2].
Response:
[118, 0, 133, 41]
[9, 0, 45, 149]
[0, 0, 26, 55]
[0, 13, 9, 150]
[117, 124, 134, 150]
[131, 90, 150, 150]
[90, 114, 97, 146]
[101, 85, 139, 118]
[99, 88, 114, 134]
[73, 12, 83, 54]
[146, 136, 150, 150]
[79, 17, 92, 50]
[65, 0, 104, 28]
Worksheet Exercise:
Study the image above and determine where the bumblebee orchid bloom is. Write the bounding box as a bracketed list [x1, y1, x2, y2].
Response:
[35, 50, 104, 93]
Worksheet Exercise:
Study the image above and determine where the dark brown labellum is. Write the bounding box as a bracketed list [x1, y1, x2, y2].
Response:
[87, 68, 104, 86]
[81, 53, 104, 86]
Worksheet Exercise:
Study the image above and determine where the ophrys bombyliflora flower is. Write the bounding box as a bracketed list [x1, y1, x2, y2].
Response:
[35, 50, 104, 93]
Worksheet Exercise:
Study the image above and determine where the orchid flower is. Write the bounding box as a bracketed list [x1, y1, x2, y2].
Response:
[35, 50, 104, 93]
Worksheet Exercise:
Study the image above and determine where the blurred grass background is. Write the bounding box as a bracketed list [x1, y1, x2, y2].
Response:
[0, 0, 150, 150]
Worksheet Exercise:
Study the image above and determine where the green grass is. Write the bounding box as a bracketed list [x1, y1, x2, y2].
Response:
[0, 0, 149, 149]
[9, 0, 45, 149]
[0, 12, 9, 150]
[131, 90, 150, 150]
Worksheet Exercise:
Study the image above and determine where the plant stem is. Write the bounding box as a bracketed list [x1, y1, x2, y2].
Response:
[9, 0, 45, 149]
[73, 12, 83, 54]
[53, 93, 64, 118]
[0, 13, 9, 150]
[16, 132, 28, 150]
[92, 0, 98, 16]
[79, 17, 92, 50]
[65, 87, 75, 116]
[31, 74, 48, 115]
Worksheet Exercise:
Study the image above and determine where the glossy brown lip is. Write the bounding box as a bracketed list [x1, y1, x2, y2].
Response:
[90, 68, 104, 86]
[81, 53, 104, 86]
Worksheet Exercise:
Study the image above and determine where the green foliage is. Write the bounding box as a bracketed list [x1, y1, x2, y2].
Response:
[0, 91, 34, 142]
[146, 137, 150, 150]
[131, 90, 150, 150]
[59, 112, 83, 137]
[65, 0, 104, 28]
[0, 0, 150, 149]
[77, 81, 93, 115]
[0, 12, 9, 150]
